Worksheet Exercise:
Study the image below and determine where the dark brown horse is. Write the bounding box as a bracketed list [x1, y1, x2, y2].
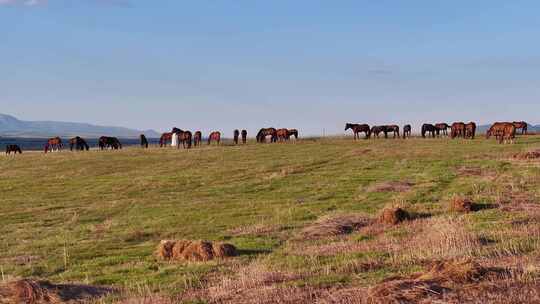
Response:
[172, 128, 192, 149]
[513, 121, 528, 135]
[422, 124, 437, 138]
[402, 125, 412, 139]
[451, 122, 466, 139]
[99, 136, 122, 150]
[208, 131, 221, 145]
[6, 145, 22, 155]
[276, 128, 289, 142]
[233, 129, 240, 145]
[465, 122, 477, 139]
[345, 123, 370, 140]
[435, 123, 450, 136]
[159, 132, 173, 147]
[44, 137, 63, 153]
[256, 128, 277, 143]
[193, 131, 202, 147]
[384, 125, 400, 138]
[69, 136, 89, 151]
[487, 122, 516, 144]
[140, 134, 149, 148]
[241, 130, 247, 144]
[370, 126, 384, 138]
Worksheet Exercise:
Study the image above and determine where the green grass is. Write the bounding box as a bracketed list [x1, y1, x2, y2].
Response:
[1, 136, 540, 297]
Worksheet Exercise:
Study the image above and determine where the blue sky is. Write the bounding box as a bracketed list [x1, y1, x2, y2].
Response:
[1, 0, 539, 135]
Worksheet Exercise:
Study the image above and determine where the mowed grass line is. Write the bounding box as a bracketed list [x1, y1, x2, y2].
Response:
[1, 136, 539, 293]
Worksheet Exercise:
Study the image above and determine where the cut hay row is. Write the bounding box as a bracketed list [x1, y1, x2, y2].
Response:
[156, 240, 237, 262]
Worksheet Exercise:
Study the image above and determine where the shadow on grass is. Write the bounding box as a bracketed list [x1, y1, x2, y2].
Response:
[471, 203, 499, 212]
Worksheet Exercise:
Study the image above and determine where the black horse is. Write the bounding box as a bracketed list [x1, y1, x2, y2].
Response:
[99, 136, 122, 150]
[233, 129, 240, 145]
[140, 134, 149, 148]
[403, 124, 412, 139]
[6, 145, 22, 154]
[256, 128, 277, 143]
[421, 124, 437, 138]
[241, 130, 248, 144]
[69, 136, 90, 151]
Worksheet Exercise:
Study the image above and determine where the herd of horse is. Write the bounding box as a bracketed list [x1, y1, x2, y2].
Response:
[345, 121, 527, 144]
[1, 121, 531, 155]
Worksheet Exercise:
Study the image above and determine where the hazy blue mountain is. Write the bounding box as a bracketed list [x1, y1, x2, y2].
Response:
[0, 113, 160, 138]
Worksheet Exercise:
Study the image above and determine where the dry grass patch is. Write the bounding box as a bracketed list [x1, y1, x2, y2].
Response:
[367, 181, 414, 193]
[299, 214, 372, 240]
[449, 196, 474, 213]
[156, 240, 237, 262]
[0, 279, 114, 304]
[228, 223, 283, 237]
[513, 149, 540, 160]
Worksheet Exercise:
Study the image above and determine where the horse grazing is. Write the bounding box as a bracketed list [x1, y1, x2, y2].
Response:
[233, 130, 240, 145]
[139, 134, 149, 148]
[451, 122, 466, 139]
[465, 122, 477, 139]
[69, 136, 89, 151]
[241, 130, 247, 144]
[345, 123, 370, 140]
[44, 137, 63, 153]
[256, 128, 277, 143]
[513, 121, 528, 135]
[193, 131, 202, 147]
[172, 128, 192, 149]
[384, 125, 400, 138]
[288, 129, 299, 140]
[99, 136, 122, 150]
[435, 123, 450, 136]
[403, 125, 412, 139]
[159, 133, 173, 147]
[6, 145, 22, 155]
[208, 131, 221, 145]
[421, 124, 438, 138]
[370, 126, 384, 138]
[487, 122, 516, 144]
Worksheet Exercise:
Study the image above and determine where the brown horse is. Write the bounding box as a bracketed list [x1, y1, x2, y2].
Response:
[69, 136, 89, 151]
[99, 136, 122, 150]
[193, 131, 202, 147]
[403, 125, 412, 139]
[233, 129, 240, 145]
[421, 124, 437, 138]
[159, 132, 173, 147]
[256, 128, 277, 143]
[451, 122, 466, 139]
[140, 134, 149, 148]
[370, 126, 384, 138]
[435, 123, 450, 136]
[345, 123, 370, 139]
[208, 131, 221, 145]
[276, 128, 289, 142]
[487, 122, 516, 144]
[513, 121, 528, 135]
[44, 137, 63, 153]
[241, 130, 247, 144]
[6, 145, 22, 155]
[465, 122, 477, 139]
[172, 128, 192, 149]
[384, 125, 400, 138]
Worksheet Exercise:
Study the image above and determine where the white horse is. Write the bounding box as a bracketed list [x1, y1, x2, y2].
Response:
[171, 132, 178, 147]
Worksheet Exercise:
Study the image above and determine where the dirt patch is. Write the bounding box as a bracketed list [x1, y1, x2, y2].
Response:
[449, 197, 474, 213]
[513, 150, 540, 160]
[299, 214, 372, 240]
[0, 279, 114, 304]
[367, 181, 414, 193]
[156, 240, 237, 262]
[378, 207, 409, 225]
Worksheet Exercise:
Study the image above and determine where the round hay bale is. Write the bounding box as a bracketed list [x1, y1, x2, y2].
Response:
[450, 197, 473, 213]
[0, 279, 59, 304]
[378, 207, 409, 225]
[212, 243, 238, 258]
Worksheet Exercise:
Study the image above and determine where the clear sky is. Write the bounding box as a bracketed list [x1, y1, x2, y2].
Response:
[1, 0, 539, 135]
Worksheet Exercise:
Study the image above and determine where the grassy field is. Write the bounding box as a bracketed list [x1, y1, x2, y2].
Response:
[1, 136, 540, 303]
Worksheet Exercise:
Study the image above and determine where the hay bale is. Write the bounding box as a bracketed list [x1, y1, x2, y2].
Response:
[300, 214, 371, 240]
[157, 240, 237, 262]
[450, 197, 474, 213]
[378, 207, 409, 225]
[421, 260, 484, 284]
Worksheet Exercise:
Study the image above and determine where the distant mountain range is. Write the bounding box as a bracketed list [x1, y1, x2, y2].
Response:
[0, 113, 160, 138]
